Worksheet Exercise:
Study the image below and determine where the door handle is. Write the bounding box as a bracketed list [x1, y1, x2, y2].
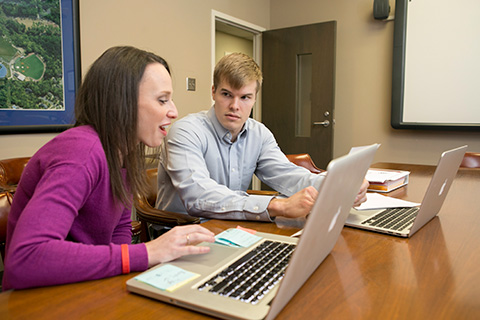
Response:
[313, 120, 330, 127]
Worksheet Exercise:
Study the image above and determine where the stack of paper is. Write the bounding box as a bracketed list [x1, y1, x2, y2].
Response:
[366, 168, 410, 192]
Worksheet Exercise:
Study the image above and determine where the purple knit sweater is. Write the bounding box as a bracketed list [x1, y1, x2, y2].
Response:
[3, 126, 148, 290]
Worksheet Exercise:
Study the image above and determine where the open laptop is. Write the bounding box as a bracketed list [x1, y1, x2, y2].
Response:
[346, 145, 467, 238]
[127, 144, 379, 320]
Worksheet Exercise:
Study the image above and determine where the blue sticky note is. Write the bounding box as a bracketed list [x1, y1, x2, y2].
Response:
[135, 264, 200, 292]
[215, 228, 262, 248]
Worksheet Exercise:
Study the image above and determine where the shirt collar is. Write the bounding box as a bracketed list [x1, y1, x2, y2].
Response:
[208, 106, 248, 143]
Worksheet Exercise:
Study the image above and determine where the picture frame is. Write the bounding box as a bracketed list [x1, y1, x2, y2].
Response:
[0, 0, 81, 134]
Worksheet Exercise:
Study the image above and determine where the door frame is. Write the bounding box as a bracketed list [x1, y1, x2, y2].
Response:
[211, 10, 265, 121]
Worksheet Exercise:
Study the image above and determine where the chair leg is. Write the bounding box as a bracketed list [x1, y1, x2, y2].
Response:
[140, 220, 150, 242]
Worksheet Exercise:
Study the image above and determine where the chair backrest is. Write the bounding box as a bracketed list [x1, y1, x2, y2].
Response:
[135, 168, 201, 232]
[144, 168, 159, 207]
[0, 192, 13, 261]
[286, 153, 323, 174]
[0, 157, 31, 192]
[0, 157, 30, 263]
[460, 152, 480, 168]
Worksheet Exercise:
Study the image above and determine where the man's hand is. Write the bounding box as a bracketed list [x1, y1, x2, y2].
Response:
[353, 179, 369, 207]
[267, 186, 318, 218]
[267, 178, 369, 218]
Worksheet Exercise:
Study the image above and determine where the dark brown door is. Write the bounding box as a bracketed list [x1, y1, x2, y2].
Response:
[262, 21, 336, 170]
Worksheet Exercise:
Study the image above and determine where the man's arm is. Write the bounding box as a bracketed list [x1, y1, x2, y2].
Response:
[266, 178, 369, 218]
[252, 125, 368, 216]
[160, 120, 274, 221]
[267, 186, 318, 218]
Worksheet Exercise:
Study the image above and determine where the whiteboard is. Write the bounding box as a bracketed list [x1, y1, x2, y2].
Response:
[391, 0, 480, 130]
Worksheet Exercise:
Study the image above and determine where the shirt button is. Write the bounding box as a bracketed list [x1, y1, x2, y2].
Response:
[255, 216, 260, 220]
[221, 207, 226, 211]
[253, 206, 259, 211]
[232, 168, 236, 172]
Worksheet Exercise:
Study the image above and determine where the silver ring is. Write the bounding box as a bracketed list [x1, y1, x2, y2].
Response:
[186, 234, 190, 245]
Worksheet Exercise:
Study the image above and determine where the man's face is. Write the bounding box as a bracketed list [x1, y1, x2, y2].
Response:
[212, 79, 257, 141]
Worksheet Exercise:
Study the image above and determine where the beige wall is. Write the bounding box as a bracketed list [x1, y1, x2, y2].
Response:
[270, 0, 480, 165]
[79, 0, 268, 120]
[215, 31, 253, 64]
[1, 0, 270, 159]
[2, 0, 479, 165]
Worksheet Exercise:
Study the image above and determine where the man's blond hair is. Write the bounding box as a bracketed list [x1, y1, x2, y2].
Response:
[213, 53, 263, 93]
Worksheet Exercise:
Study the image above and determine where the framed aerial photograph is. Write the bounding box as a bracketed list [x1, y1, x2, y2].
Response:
[0, 0, 80, 133]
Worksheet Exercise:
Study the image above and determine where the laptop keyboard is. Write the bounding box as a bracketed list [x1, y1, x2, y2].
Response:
[197, 240, 295, 304]
[362, 207, 419, 231]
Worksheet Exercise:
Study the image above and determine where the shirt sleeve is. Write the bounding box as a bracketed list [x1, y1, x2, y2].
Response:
[254, 127, 325, 196]
[163, 123, 274, 221]
[4, 163, 148, 290]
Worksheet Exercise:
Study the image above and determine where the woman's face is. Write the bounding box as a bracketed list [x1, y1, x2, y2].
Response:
[137, 63, 178, 147]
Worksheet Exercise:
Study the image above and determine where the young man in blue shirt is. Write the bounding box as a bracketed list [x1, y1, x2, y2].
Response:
[156, 53, 368, 221]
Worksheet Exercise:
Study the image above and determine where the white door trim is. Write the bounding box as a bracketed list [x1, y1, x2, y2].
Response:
[212, 11, 266, 190]
[211, 10, 266, 121]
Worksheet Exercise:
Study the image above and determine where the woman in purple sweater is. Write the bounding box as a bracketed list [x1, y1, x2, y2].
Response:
[3, 46, 215, 290]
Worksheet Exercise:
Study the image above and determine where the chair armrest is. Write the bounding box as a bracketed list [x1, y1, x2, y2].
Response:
[131, 220, 142, 236]
[247, 190, 279, 196]
[1, 191, 13, 261]
[135, 197, 201, 228]
[286, 154, 324, 174]
[0, 157, 31, 192]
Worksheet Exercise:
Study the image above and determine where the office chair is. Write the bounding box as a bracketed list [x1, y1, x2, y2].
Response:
[286, 153, 324, 174]
[137, 153, 322, 238]
[460, 152, 480, 168]
[0, 157, 31, 263]
[134, 168, 201, 241]
[250, 153, 323, 195]
[0, 191, 13, 262]
[0, 157, 144, 245]
[0, 157, 30, 193]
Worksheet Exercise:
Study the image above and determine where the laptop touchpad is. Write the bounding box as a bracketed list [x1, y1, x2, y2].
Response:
[176, 242, 238, 267]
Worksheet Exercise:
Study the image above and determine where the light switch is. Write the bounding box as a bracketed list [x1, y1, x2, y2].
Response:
[187, 77, 196, 91]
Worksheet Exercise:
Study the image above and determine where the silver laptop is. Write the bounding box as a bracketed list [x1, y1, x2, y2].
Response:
[346, 145, 467, 238]
[126, 144, 379, 320]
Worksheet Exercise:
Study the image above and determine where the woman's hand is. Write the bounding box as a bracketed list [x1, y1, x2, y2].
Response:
[145, 224, 215, 267]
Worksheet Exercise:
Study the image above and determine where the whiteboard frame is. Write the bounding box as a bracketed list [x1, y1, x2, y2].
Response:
[391, 0, 480, 131]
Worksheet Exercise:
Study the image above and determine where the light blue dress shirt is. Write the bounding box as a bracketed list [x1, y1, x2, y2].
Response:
[156, 107, 324, 221]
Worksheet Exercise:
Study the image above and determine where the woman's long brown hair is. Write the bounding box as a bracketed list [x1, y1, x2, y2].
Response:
[75, 46, 170, 206]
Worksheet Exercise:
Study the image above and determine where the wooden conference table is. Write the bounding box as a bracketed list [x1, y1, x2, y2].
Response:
[1, 163, 479, 319]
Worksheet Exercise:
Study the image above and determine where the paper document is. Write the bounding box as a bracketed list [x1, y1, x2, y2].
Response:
[291, 230, 303, 237]
[134, 264, 200, 292]
[215, 228, 262, 248]
[354, 192, 420, 211]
